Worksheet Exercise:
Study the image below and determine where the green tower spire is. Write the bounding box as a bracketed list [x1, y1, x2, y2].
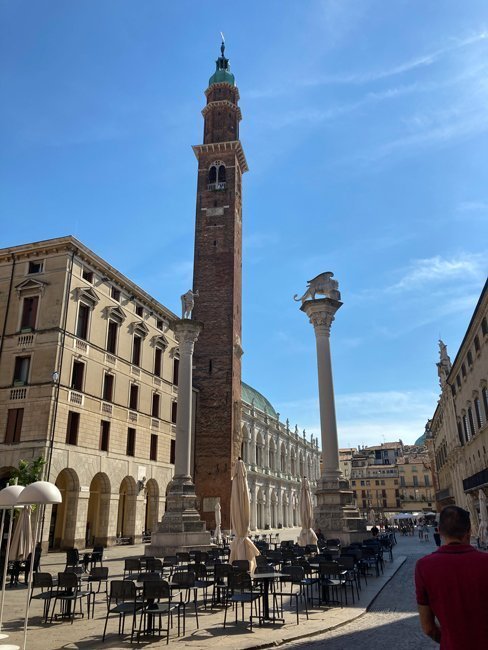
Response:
[208, 37, 235, 87]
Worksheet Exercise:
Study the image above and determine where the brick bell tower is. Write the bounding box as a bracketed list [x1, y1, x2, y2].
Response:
[191, 41, 248, 530]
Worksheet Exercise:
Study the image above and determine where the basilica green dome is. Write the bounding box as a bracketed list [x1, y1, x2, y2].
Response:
[242, 382, 278, 418]
[209, 41, 235, 87]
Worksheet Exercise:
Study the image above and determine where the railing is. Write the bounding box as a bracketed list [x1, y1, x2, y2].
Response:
[18, 333, 34, 347]
[74, 338, 89, 354]
[463, 468, 488, 492]
[10, 387, 27, 400]
[69, 390, 84, 405]
[105, 353, 116, 365]
[101, 402, 113, 415]
[207, 182, 226, 191]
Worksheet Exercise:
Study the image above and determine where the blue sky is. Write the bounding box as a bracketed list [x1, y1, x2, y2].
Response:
[1, 1, 487, 447]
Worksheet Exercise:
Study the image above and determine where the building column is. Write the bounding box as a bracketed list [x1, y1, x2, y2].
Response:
[147, 319, 211, 556]
[298, 275, 366, 543]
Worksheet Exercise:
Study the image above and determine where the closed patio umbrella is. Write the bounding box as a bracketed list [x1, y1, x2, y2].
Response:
[229, 459, 260, 574]
[478, 489, 488, 547]
[368, 508, 376, 526]
[9, 505, 33, 563]
[298, 477, 317, 547]
[214, 501, 222, 544]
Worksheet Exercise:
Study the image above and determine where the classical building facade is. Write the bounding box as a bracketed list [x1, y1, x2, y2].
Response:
[397, 448, 434, 512]
[240, 383, 320, 530]
[0, 237, 179, 549]
[428, 280, 488, 524]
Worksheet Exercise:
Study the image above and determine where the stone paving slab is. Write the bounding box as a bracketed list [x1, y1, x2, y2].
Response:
[0, 528, 406, 650]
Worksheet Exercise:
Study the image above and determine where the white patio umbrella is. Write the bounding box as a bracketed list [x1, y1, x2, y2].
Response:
[228, 459, 260, 574]
[214, 501, 222, 545]
[16, 481, 62, 650]
[478, 489, 488, 547]
[368, 508, 376, 525]
[298, 478, 318, 547]
[0, 484, 25, 647]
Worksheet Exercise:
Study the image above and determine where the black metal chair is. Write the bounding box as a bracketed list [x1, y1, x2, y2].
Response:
[193, 563, 214, 609]
[102, 580, 143, 642]
[50, 571, 91, 624]
[123, 558, 141, 580]
[29, 572, 57, 622]
[136, 579, 182, 644]
[170, 570, 199, 628]
[212, 563, 233, 606]
[275, 565, 309, 624]
[65, 548, 84, 572]
[146, 557, 163, 573]
[223, 571, 262, 630]
[231, 559, 250, 572]
[88, 566, 109, 617]
[337, 555, 359, 602]
[318, 561, 348, 607]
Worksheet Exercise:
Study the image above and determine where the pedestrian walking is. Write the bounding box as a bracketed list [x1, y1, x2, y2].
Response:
[415, 505, 488, 648]
[433, 527, 441, 547]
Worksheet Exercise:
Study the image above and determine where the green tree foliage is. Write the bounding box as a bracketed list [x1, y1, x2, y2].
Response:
[9, 456, 45, 486]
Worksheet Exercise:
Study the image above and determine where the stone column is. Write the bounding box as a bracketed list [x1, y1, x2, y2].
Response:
[298, 274, 366, 544]
[147, 319, 211, 556]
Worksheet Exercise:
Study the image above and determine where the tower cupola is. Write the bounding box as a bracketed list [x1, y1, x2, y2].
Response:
[209, 40, 235, 87]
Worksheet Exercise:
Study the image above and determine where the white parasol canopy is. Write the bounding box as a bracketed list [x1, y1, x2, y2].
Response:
[298, 478, 318, 547]
[368, 508, 376, 525]
[478, 489, 488, 547]
[214, 501, 222, 545]
[228, 459, 260, 574]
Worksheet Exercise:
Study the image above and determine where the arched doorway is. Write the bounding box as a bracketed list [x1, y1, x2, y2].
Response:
[117, 476, 137, 541]
[86, 473, 111, 546]
[144, 479, 159, 534]
[49, 468, 80, 549]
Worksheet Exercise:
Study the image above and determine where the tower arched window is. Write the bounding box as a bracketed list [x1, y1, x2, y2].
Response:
[208, 161, 226, 190]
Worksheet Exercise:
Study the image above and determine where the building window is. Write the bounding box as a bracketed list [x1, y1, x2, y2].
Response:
[132, 335, 142, 366]
[103, 373, 114, 402]
[456, 375, 461, 388]
[152, 393, 160, 418]
[375, 480, 379, 486]
[106, 320, 118, 354]
[111, 286, 121, 302]
[129, 384, 139, 411]
[424, 474, 430, 487]
[5, 408, 23, 444]
[468, 407, 476, 436]
[150, 434, 158, 461]
[461, 364, 467, 378]
[400, 476, 405, 487]
[462, 414, 470, 442]
[156, 319, 164, 331]
[154, 347, 163, 378]
[13, 356, 30, 385]
[474, 398, 483, 429]
[467, 350, 473, 367]
[474, 335, 480, 352]
[482, 387, 488, 422]
[20, 296, 39, 331]
[171, 401, 177, 424]
[126, 428, 136, 456]
[71, 360, 84, 391]
[135, 305, 144, 317]
[76, 303, 90, 340]
[82, 268, 94, 283]
[100, 420, 110, 452]
[66, 411, 80, 445]
[170, 439, 176, 464]
[457, 420, 464, 446]
[28, 260, 43, 274]
[482, 317, 487, 336]
[173, 358, 179, 386]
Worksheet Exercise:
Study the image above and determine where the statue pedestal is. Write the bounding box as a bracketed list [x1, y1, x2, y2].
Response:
[314, 476, 367, 545]
[146, 476, 212, 556]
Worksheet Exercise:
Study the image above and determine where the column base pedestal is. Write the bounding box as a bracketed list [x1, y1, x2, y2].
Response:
[314, 476, 367, 545]
[146, 476, 212, 556]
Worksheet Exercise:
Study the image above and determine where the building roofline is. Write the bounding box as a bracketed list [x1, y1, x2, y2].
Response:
[0, 235, 178, 322]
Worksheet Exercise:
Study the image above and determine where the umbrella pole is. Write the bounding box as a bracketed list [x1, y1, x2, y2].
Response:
[22, 505, 42, 650]
[0, 508, 7, 640]
[0, 507, 16, 635]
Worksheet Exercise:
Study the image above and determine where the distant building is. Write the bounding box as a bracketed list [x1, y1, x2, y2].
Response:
[397, 447, 434, 512]
[428, 281, 488, 522]
[339, 448, 356, 480]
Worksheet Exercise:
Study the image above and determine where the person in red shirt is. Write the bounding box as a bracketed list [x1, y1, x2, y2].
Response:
[415, 504, 488, 649]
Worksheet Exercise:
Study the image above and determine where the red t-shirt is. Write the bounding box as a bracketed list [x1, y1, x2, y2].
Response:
[415, 544, 488, 650]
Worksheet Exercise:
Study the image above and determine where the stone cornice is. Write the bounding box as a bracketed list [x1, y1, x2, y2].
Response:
[192, 140, 249, 173]
[204, 82, 240, 101]
[202, 100, 242, 122]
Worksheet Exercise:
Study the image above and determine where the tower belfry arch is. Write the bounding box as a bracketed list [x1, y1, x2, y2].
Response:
[191, 41, 248, 530]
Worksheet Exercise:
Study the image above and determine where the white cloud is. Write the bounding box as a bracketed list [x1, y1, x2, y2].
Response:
[388, 254, 486, 292]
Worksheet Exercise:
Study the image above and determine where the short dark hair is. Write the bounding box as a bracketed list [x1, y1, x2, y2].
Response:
[439, 506, 470, 539]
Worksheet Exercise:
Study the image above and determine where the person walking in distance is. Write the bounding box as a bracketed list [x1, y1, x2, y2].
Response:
[415, 505, 488, 648]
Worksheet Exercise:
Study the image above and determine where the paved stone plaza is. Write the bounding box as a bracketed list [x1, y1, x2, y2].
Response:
[0, 527, 449, 650]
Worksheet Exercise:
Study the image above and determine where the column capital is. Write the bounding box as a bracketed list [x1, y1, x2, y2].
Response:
[300, 298, 342, 337]
[174, 319, 203, 352]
